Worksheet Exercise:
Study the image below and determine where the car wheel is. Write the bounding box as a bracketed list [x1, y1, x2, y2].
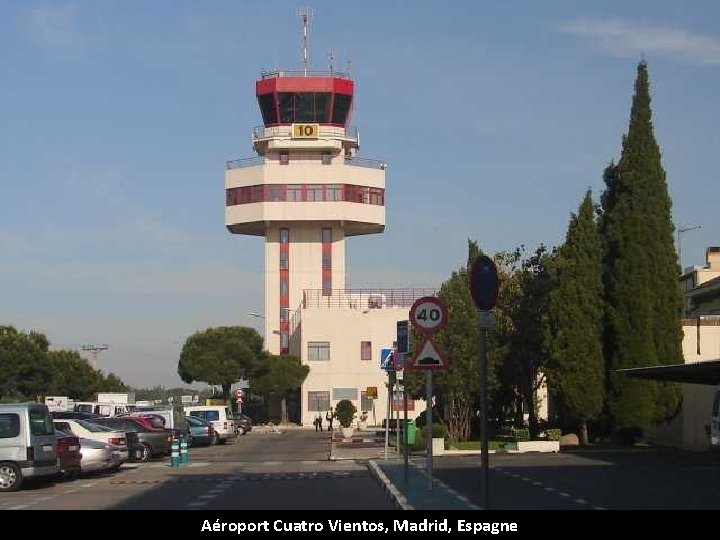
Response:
[0, 463, 22, 492]
[138, 443, 152, 463]
[212, 433, 221, 446]
[240, 427, 247, 436]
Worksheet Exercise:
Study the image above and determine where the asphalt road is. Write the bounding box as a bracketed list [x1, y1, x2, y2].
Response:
[0, 428, 396, 511]
[433, 448, 720, 510]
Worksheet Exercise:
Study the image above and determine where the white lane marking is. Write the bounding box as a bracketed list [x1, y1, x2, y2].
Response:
[593, 506, 606, 510]
[36, 496, 53, 501]
[199, 494, 217, 499]
[532, 481, 543, 486]
[9, 505, 29, 510]
[559, 492, 571, 498]
[520, 477, 531, 482]
[544, 487, 556, 492]
[187, 501, 207, 507]
[81, 483, 94, 488]
[300, 460, 320, 465]
[64, 490, 79, 494]
[574, 498, 588, 505]
[188, 463, 210, 468]
[261, 461, 282, 466]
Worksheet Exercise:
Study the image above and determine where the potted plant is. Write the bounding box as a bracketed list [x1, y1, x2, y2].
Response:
[334, 399, 357, 439]
[357, 411, 368, 430]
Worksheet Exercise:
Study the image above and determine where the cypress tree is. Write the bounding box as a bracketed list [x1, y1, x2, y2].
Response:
[600, 62, 683, 430]
[544, 190, 604, 444]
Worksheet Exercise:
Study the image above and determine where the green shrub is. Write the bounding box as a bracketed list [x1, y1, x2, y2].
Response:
[334, 399, 357, 428]
[545, 428, 561, 441]
[513, 428, 530, 441]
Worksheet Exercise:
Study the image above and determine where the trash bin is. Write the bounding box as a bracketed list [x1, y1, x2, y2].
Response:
[405, 419, 417, 446]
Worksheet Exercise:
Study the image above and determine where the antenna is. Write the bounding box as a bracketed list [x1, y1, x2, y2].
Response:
[677, 223, 701, 271]
[297, 8, 313, 76]
[328, 51, 334, 73]
[81, 343, 108, 370]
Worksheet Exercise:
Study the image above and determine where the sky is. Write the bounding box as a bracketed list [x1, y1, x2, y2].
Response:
[2, 1, 719, 388]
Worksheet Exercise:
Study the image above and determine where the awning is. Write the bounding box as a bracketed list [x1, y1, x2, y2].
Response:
[616, 360, 720, 386]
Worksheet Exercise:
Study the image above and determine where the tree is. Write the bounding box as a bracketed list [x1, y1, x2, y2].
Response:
[47, 349, 104, 400]
[544, 190, 605, 444]
[252, 354, 309, 424]
[600, 61, 683, 430]
[502, 246, 555, 436]
[405, 240, 499, 442]
[178, 326, 264, 401]
[0, 326, 53, 402]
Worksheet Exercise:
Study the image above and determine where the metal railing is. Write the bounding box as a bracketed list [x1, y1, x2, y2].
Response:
[252, 125, 358, 141]
[344, 156, 387, 170]
[302, 288, 438, 310]
[260, 70, 352, 80]
[226, 157, 264, 170]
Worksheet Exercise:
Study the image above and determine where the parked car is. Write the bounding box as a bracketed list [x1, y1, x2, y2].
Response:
[54, 429, 82, 480]
[76, 437, 123, 474]
[52, 411, 103, 421]
[53, 419, 129, 464]
[0, 403, 58, 492]
[185, 416, 215, 446]
[234, 413, 253, 435]
[184, 406, 236, 445]
[92, 417, 171, 462]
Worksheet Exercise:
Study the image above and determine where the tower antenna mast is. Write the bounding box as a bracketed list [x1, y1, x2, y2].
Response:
[677, 223, 701, 271]
[297, 8, 313, 76]
[81, 343, 108, 370]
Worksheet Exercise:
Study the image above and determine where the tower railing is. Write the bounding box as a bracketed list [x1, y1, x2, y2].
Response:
[226, 153, 386, 171]
[260, 70, 352, 80]
[226, 157, 265, 170]
[252, 125, 358, 141]
[302, 288, 438, 310]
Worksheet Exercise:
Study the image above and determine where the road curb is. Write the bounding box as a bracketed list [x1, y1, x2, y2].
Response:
[368, 460, 413, 510]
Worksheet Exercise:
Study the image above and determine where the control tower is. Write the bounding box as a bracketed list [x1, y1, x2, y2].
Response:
[225, 56, 386, 354]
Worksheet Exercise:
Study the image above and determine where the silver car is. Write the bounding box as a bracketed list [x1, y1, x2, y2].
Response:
[78, 437, 123, 475]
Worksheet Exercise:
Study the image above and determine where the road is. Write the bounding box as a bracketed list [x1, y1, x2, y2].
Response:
[0, 428, 395, 510]
[433, 448, 720, 510]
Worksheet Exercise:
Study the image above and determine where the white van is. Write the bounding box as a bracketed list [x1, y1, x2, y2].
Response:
[0, 403, 58, 492]
[183, 405, 236, 445]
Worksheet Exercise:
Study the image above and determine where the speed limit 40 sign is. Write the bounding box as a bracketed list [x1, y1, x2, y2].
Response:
[409, 296, 448, 335]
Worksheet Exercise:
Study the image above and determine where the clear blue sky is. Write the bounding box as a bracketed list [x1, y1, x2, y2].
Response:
[2, 1, 718, 388]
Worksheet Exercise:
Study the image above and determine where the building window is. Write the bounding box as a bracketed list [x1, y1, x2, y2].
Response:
[361, 341, 372, 361]
[308, 341, 330, 361]
[307, 391, 330, 412]
[322, 152, 332, 165]
[279, 151, 289, 165]
[280, 228, 289, 244]
[279, 228, 289, 355]
[360, 391, 373, 413]
[333, 388, 358, 401]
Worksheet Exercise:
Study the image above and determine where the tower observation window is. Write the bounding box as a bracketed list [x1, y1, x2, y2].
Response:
[258, 93, 277, 125]
[279, 93, 294, 123]
[332, 94, 352, 125]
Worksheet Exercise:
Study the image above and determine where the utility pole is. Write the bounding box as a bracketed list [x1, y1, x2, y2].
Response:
[677, 224, 701, 272]
[81, 343, 108, 370]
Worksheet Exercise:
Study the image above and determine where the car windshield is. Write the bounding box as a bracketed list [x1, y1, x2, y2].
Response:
[185, 416, 206, 426]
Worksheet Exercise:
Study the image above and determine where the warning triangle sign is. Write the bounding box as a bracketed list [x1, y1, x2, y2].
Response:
[408, 338, 448, 371]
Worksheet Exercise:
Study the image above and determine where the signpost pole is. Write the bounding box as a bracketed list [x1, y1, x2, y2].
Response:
[384, 372, 391, 460]
[479, 315, 489, 510]
[426, 370, 433, 491]
[395, 381, 401, 456]
[403, 381, 408, 485]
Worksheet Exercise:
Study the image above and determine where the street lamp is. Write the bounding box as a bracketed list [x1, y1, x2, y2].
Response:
[677, 224, 702, 272]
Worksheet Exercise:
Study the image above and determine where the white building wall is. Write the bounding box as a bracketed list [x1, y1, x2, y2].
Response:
[645, 323, 720, 450]
[298, 307, 425, 427]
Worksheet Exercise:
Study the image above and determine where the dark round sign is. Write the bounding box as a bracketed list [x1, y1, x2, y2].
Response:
[469, 255, 500, 310]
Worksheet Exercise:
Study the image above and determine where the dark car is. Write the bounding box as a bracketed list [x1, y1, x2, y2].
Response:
[92, 417, 171, 462]
[55, 429, 82, 480]
[233, 414, 252, 435]
[185, 416, 215, 446]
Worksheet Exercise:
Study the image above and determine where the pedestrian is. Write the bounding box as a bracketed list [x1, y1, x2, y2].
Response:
[326, 409, 334, 431]
[314, 411, 323, 432]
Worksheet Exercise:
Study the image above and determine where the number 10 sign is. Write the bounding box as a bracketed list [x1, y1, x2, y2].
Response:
[409, 296, 448, 335]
